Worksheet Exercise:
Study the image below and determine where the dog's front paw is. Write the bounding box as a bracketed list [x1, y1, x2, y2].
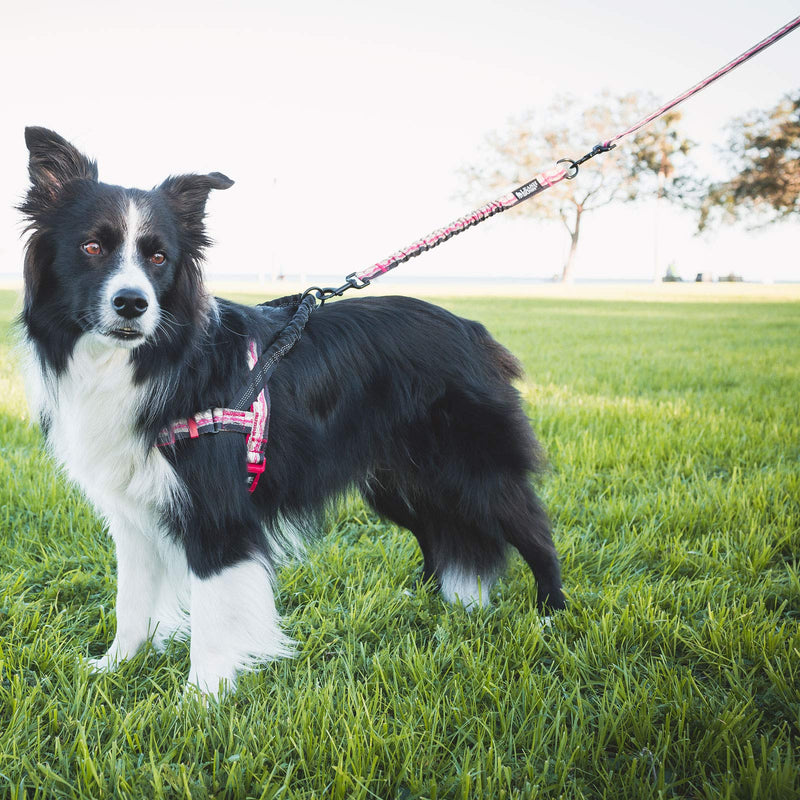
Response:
[185, 666, 235, 700]
[179, 681, 226, 707]
[85, 637, 137, 673]
[86, 651, 121, 673]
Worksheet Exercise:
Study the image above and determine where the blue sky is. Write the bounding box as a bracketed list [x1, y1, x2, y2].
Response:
[1, 0, 798, 283]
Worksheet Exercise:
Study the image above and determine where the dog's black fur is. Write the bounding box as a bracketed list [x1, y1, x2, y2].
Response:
[19, 127, 564, 692]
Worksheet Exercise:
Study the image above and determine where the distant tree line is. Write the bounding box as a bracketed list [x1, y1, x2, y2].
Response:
[461, 89, 799, 282]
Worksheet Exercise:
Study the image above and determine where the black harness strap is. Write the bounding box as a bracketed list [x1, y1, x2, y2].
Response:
[229, 293, 317, 412]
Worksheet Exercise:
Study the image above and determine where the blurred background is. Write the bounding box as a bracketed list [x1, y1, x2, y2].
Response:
[1, 0, 797, 287]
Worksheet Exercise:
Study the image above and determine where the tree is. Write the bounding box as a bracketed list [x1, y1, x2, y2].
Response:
[461, 92, 694, 282]
[699, 90, 800, 231]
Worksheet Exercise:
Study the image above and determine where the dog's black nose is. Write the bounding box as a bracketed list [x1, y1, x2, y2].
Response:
[112, 289, 149, 319]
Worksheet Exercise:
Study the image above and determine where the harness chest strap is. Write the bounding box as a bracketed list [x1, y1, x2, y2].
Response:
[155, 339, 270, 493]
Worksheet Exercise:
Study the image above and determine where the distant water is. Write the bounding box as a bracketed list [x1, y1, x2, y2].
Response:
[202, 273, 798, 286]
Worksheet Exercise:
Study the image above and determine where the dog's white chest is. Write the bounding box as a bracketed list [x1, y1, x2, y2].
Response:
[29, 336, 183, 524]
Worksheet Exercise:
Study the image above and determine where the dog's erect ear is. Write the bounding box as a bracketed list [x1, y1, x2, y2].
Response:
[24, 127, 98, 200]
[158, 172, 234, 224]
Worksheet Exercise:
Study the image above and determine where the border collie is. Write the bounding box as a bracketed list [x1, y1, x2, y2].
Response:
[18, 127, 565, 696]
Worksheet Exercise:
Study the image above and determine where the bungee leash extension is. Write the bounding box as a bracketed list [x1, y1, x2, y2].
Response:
[303, 12, 800, 305]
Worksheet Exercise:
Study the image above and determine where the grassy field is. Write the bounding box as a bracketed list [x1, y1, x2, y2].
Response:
[0, 287, 798, 799]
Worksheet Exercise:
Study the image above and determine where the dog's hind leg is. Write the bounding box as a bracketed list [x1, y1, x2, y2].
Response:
[364, 481, 506, 609]
[423, 380, 565, 614]
[362, 481, 438, 588]
[498, 481, 565, 613]
[434, 534, 505, 610]
[411, 482, 564, 613]
[364, 438, 564, 613]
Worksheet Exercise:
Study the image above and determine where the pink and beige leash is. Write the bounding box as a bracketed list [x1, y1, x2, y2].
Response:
[308, 13, 800, 302]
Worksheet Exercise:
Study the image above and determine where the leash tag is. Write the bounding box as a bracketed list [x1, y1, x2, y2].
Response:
[512, 178, 545, 201]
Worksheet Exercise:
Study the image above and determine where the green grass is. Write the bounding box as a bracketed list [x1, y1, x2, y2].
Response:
[1, 287, 798, 799]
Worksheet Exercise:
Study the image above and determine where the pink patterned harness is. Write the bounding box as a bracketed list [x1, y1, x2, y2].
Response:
[155, 340, 270, 493]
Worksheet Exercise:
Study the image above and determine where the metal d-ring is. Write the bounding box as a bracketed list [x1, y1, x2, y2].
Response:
[557, 159, 580, 180]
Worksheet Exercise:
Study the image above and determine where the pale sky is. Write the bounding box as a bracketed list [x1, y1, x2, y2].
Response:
[1, 0, 798, 284]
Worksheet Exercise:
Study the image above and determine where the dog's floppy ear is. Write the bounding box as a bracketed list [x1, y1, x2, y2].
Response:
[24, 127, 98, 202]
[157, 172, 234, 265]
[158, 172, 234, 225]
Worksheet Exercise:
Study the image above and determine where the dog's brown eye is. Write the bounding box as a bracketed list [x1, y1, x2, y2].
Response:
[150, 252, 166, 265]
[82, 241, 102, 256]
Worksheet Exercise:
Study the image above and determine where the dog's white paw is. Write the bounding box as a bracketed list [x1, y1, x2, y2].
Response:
[179, 682, 213, 708]
[184, 671, 234, 702]
[86, 652, 122, 673]
[539, 615, 553, 629]
[85, 637, 136, 673]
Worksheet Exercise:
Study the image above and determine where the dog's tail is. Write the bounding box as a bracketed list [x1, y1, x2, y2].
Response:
[465, 319, 524, 383]
[487, 337, 524, 382]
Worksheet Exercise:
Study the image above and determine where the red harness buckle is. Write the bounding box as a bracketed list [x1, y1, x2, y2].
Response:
[247, 460, 266, 493]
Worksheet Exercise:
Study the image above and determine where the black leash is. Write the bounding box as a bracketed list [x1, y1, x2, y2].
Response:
[229, 293, 317, 412]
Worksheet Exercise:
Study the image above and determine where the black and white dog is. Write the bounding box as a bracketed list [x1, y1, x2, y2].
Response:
[18, 127, 565, 696]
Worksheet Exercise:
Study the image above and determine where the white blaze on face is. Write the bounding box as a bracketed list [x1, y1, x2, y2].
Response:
[101, 198, 160, 342]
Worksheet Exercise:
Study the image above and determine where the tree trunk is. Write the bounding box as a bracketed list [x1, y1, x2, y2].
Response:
[561, 206, 582, 283]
